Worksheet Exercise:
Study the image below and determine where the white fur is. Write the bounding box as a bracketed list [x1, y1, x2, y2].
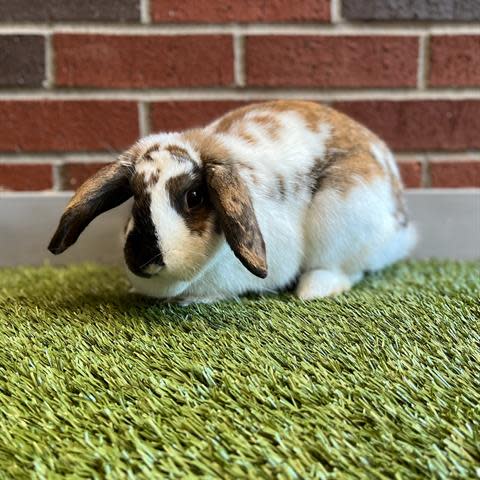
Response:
[125, 104, 416, 303]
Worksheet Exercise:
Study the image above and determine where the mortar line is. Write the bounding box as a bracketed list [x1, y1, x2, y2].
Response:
[422, 155, 432, 187]
[1, 23, 480, 35]
[1, 88, 480, 101]
[44, 33, 54, 89]
[138, 102, 151, 136]
[330, 0, 342, 24]
[51, 163, 63, 191]
[417, 34, 430, 90]
[233, 29, 245, 87]
[1, 152, 478, 164]
[140, 0, 151, 24]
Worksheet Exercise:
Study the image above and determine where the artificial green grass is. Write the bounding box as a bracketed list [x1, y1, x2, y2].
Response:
[0, 260, 479, 479]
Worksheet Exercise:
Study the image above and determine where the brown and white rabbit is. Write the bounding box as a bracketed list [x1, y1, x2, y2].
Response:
[49, 100, 416, 303]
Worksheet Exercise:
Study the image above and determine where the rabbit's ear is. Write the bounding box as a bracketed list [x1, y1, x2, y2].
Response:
[206, 163, 267, 278]
[48, 162, 133, 254]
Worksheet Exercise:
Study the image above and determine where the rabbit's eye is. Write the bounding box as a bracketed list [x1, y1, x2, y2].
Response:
[185, 188, 204, 211]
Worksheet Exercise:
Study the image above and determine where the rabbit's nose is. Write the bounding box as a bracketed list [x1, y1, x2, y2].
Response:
[143, 261, 165, 276]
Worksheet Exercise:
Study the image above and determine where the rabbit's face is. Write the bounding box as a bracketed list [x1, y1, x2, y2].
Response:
[123, 136, 221, 281]
[48, 133, 268, 285]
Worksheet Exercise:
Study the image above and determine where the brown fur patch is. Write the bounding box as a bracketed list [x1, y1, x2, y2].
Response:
[206, 163, 267, 278]
[166, 171, 212, 236]
[310, 147, 384, 195]
[212, 105, 258, 134]
[48, 162, 132, 255]
[182, 129, 232, 166]
[188, 101, 390, 199]
[66, 162, 130, 211]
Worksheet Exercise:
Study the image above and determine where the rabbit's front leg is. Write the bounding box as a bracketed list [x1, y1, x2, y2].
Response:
[295, 269, 363, 300]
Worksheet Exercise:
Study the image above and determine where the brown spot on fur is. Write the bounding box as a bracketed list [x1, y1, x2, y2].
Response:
[238, 126, 257, 144]
[146, 171, 160, 188]
[143, 144, 161, 161]
[276, 174, 287, 199]
[250, 114, 281, 140]
[165, 145, 191, 161]
[267, 100, 323, 132]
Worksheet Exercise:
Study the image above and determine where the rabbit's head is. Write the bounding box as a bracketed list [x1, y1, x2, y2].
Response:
[48, 133, 268, 283]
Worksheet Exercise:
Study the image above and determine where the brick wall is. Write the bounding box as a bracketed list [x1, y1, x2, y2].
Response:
[0, 0, 479, 191]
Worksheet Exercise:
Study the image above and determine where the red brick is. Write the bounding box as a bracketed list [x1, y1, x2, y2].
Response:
[0, 164, 52, 191]
[55, 34, 233, 88]
[246, 36, 418, 88]
[0, 101, 138, 152]
[429, 36, 480, 87]
[61, 162, 108, 190]
[429, 159, 480, 188]
[398, 158, 422, 188]
[152, 0, 330, 23]
[151, 101, 250, 132]
[334, 101, 480, 151]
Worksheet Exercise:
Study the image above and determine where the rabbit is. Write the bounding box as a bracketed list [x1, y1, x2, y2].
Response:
[48, 100, 416, 304]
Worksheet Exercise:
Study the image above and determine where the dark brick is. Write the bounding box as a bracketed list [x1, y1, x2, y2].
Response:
[152, 0, 330, 23]
[0, 163, 52, 191]
[0, 0, 139, 22]
[342, 0, 480, 21]
[430, 159, 480, 187]
[61, 162, 107, 190]
[0, 101, 139, 152]
[334, 101, 480, 151]
[246, 36, 418, 88]
[54, 34, 234, 88]
[0, 36, 45, 87]
[429, 35, 480, 87]
[151, 101, 250, 132]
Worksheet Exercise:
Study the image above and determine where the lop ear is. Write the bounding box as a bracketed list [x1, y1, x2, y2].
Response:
[206, 163, 267, 278]
[48, 161, 133, 255]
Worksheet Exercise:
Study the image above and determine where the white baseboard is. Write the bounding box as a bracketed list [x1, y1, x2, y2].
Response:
[0, 190, 479, 267]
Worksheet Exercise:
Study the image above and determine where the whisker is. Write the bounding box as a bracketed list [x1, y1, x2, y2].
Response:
[139, 252, 163, 269]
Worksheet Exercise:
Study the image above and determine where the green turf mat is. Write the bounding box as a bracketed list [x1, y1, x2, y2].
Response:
[0, 260, 479, 479]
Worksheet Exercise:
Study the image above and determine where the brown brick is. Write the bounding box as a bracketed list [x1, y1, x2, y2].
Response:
[0, 164, 52, 191]
[55, 35, 233, 88]
[61, 162, 107, 190]
[429, 159, 480, 188]
[151, 101, 250, 132]
[0, 101, 138, 152]
[398, 158, 422, 187]
[0, 35, 45, 87]
[342, 0, 480, 21]
[429, 36, 480, 87]
[246, 36, 418, 87]
[0, 0, 139, 22]
[334, 101, 480, 151]
[152, 0, 330, 23]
